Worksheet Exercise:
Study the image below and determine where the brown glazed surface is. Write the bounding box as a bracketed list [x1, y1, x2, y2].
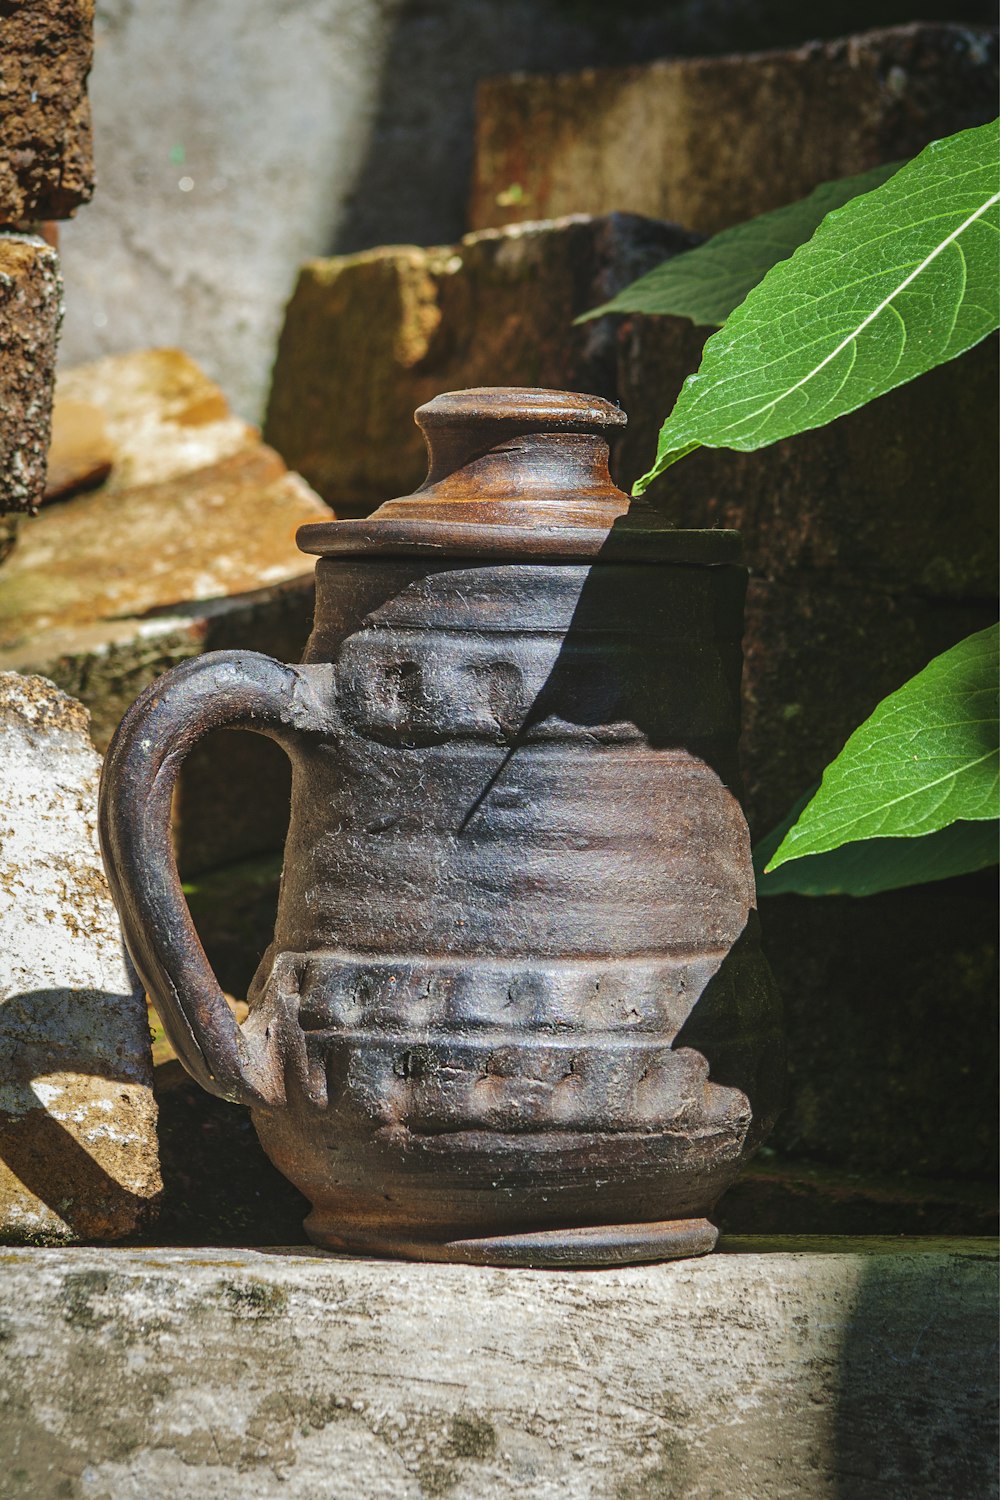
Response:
[99, 389, 782, 1266]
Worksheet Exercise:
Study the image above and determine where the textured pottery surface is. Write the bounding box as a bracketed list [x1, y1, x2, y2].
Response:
[99, 388, 782, 1266]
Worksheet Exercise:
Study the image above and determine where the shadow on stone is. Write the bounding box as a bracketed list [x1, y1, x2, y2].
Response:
[153, 1061, 310, 1247]
[834, 1249, 999, 1498]
[0, 989, 158, 1241]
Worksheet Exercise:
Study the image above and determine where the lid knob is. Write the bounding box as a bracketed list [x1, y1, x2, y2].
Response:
[296, 385, 740, 564]
[370, 387, 632, 529]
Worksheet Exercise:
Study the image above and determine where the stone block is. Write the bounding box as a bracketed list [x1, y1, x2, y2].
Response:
[0, 0, 95, 226]
[42, 398, 113, 503]
[53, 346, 257, 492]
[0, 673, 160, 1243]
[0, 445, 325, 652]
[617, 326, 999, 605]
[264, 212, 698, 514]
[0, 1242, 994, 1497]
[471, 24, 999, 235]
[0, 232, 61, 514]
[0, 349, 333, 874]
[762, 871, 998, 1180]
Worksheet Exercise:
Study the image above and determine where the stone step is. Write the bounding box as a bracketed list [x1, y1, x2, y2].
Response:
[0, 1240, 994, 1498]
[0, 349, 331, 876]
[470, 23, 998, 236]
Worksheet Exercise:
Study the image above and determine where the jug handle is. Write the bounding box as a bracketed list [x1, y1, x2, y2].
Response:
[98, 649, 325, 1108]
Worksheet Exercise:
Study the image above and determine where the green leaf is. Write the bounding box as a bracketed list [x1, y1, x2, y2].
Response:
[754, 787, 997, 897]
[633, 119, 1000, 493]
[766, 625, 1000, 873]
[575, 161, 901, 329]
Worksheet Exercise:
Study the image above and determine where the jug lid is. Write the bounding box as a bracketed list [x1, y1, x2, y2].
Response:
[296, 387, 740, 564]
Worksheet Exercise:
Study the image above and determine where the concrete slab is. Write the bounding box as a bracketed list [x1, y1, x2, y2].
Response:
[0, 1239, 994, 1498]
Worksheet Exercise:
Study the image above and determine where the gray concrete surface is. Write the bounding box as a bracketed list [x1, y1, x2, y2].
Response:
[0, 1238, 995, 1498]
[58, 0, 400, 421]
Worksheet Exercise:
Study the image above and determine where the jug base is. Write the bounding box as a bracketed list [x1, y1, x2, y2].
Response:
[304, 1216, 719, 1268]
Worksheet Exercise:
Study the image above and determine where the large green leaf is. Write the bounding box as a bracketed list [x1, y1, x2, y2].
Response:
[576, 162, 901, 329]
[633, 120, 1000, 493]
[766, 625, 1000, 873]
[754, 788, 997, 897]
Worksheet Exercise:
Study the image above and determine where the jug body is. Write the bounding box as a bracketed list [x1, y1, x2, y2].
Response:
[99, 388, 782, 1267]
[246, 545, 781, 1262]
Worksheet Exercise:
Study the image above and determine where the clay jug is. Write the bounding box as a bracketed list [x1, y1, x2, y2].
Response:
[99, 388, 782, 1266]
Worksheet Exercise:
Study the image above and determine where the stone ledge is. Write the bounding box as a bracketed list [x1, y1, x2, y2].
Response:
[0, 1239, 995, 1498]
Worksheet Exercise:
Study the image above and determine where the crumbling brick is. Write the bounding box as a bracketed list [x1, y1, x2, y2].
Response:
[0, 231, 61, 513]
[0, 0, 96, 225]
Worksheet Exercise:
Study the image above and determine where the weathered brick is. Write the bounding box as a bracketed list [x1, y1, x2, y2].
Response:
[0, 0, 95, 225]
[0, 231, 61, 513]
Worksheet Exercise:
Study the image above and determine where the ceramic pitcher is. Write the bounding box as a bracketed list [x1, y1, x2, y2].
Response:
[99, 388, 782, 1266]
